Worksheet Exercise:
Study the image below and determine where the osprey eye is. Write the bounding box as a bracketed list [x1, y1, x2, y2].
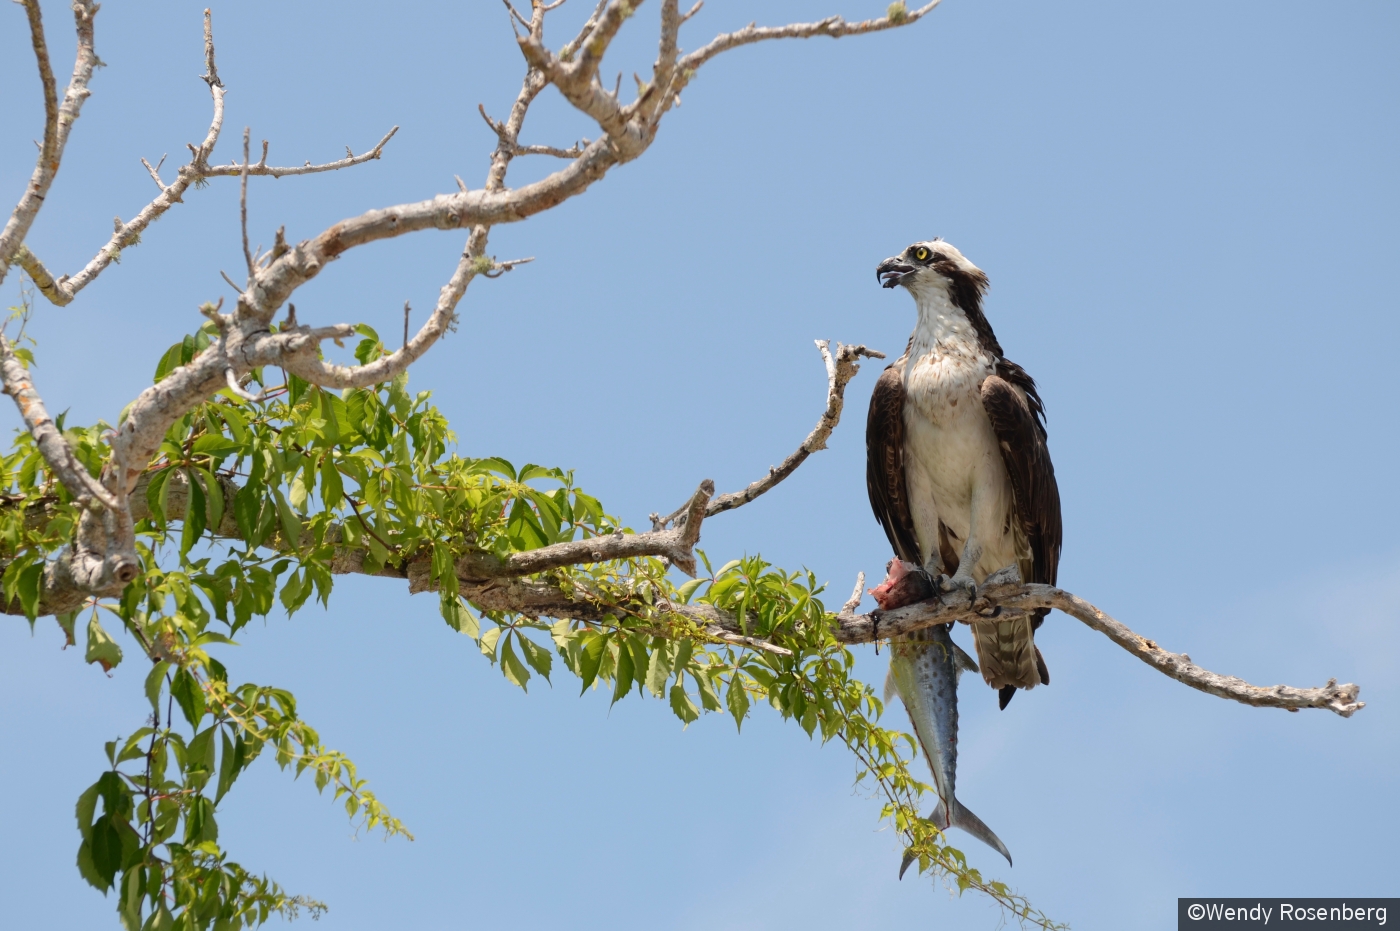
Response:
[913, 246, 931, 262]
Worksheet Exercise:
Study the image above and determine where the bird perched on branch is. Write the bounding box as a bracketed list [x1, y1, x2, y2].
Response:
[866, 239, 1062, 709]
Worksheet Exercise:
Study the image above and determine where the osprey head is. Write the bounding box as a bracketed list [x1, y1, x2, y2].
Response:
[876, 239, 987, 301]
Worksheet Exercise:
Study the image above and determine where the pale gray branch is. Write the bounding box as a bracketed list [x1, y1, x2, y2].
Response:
[679, 2, 943, 73]
[832, 566, 1365, 717]
[201, 126, 398, 180]
[653, 339, 882, 529]
[17, 10, 395, 308]
[0, 1, 100, 286]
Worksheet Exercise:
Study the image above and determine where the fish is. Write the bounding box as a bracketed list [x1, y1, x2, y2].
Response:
[872, 560, 1013, 875]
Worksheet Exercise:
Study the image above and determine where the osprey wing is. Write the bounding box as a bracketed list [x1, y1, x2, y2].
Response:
[866, 360, 921, 566]
[979, 362, 1062, 596]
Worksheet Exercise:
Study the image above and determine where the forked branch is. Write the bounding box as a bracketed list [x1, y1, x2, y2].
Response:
[0, 0, 100, 284]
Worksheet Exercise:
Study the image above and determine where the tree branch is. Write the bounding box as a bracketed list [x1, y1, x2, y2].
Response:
[0, 334, 118, 511]
[460, 480, 714, 579]
[0, 0, 100, 285]
[200, 127, 398, 180]
[654, 340, 883, 529]
[831, 565, 1365, 717]
[708, 340, 883, 517]
[13, 10, 396, 308]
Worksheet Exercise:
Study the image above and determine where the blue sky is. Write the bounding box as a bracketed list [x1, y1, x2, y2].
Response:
[2, 1, 1397, 928]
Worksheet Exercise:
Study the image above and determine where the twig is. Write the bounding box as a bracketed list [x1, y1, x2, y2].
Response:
[202, 126, 398, 180]
[223, 368, 264, 403]
[840, 571, 866, 616]
[200, 6, 221, 87]
[141, 154, 168, 190]
[657, 340, 883, 528]
[240, 127, 253, 277]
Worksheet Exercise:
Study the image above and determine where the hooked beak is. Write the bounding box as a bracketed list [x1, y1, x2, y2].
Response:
[876, 256, 914, 289]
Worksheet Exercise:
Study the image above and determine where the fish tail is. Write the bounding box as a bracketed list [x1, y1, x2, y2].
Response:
[945, 798, 1013, 867]
[900, 798, 1013, 877]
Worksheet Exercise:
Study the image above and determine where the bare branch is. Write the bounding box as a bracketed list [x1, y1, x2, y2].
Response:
[17, 10, 395, 309]
[200, 6, 222, 88]
[240, 3, 943, 318]
[696, 340, 884, 521]
[829, 566, 1364, 717]
[276, 250, 478, 389]
[240, 127, 253, 277]
[201, 126, 398, 180]
[840, 571, 866, 616]
[141, 154, 168, 190]
[654, 3, 943, 122]
[513, 142, 585, 159]
[680, 2, 942, 73]
[0, 1, 100, 285]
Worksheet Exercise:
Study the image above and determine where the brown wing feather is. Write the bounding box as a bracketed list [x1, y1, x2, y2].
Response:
[980, 362, 1062, 600]
[976, 365, 1061, 697]
[866, 360, 921, 566]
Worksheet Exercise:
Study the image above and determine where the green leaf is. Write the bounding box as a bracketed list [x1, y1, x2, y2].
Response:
[646, 639, 671, 698]
[676, 578, 706, 604]
[184, 796, 218, 845]
[216, 730, 246, 804]
[478, 626, 502, 662]
[271, 487, 302, 549]
[233, 481, 261, 546]
[500, 634, 531, 691]
[320, 457, 344, 509]
[198, 467, 224, 531]
[180, 469, 207, 556]
[611, 643, 634, 706]
[506, 497, 547, 550]
[517, 634, 553, 681]
[726, 676, 751, 732]
[144, 467, 172, 525]
[191, 435, 242, 458]
[16, 561, 42, 621]
[55, 611, 77, 647]
[75, 781, 100, 843]
[117, 729, 152, 764]
[800, 700, 819, 737]
[186, 726, 218, 780]
[671, 638, 694, 674]
[88, 815, 123, 888]
[714, 559, 742, 577]
[626, 635, 650, 691]
[577, 633, 608, 695]
[75, 840, 106, 891]
[153, 342, 185, 383]
[669, 682, 699, 725]
[438, 591, 479, 639]
[171, 667, 206, 727]
[694, 669, 722, 712]
[85, 616, 123, 672]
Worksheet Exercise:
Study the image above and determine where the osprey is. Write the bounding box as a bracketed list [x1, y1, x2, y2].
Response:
[866, 240, 1062, 709]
